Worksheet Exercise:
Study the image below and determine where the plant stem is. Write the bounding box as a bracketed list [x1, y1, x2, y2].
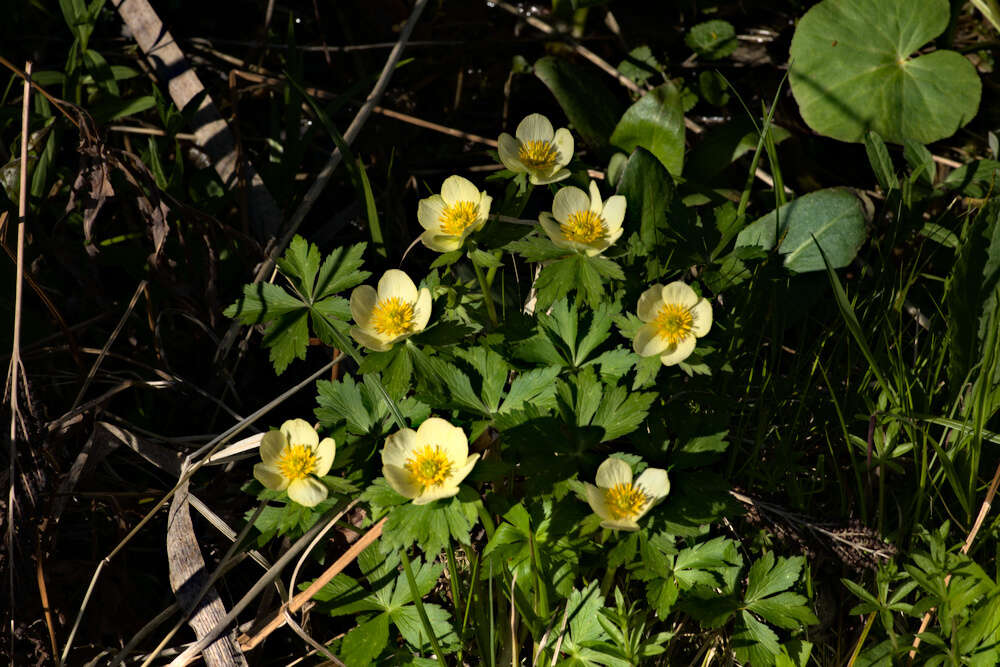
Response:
[472, 257, 499, 327]
[401, 549, 448, 666]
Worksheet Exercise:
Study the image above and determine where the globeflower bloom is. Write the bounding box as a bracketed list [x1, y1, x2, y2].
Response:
[633, 281, 713, 366]
[350, 269, 431, 352]
[382, 417, 479, 505]
[584, 457, 669, 531]
[417, 175, 492, 252]
[253, 419, 335, 507]
[539, 180, 625, 256]
[498, 113, 574, 185]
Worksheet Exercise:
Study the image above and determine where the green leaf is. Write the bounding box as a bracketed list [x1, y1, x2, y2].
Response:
[91, 95, 156, 123]
[534, 56, 623, 148]
[734, 610, 782, 665]
[262, 310, 309, 374]
[735, 188, 867, 273]
[469, 248, 503, 269]
[340, 612, 390, 666]
[672, 431, 730, 469]
[747, 591, 819, 629]
[591, 383, 655, 441]
[942, 159, 1000, 197]
[616, 147, 675, 246]
[903, 139, 935, 185]
[505, 234, 569, 262]
[789, 0, 981, 144]
[278, 235, 322, 300]
[224, 282, 306, 323]
[745, 553, 803, 603]
[686, 20, 738, 60]
[617, 45, 661, 85]
[610, 83, 686, 177]
[501, 367, 561, 413]
[391, 603, 459, 653]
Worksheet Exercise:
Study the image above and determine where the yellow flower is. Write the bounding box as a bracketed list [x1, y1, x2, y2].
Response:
[350, 269, 432, 351]
[498, 113, 574, 185]
[539, 180, 626, 256]
[417, 175, 492, 252]
[382, 417, 480, 505]
[584, 457, 669, 531]
[633, 281, 713, 366]
[253, 418, 335, 508]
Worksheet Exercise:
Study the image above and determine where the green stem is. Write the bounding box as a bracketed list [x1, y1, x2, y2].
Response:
[472, 258, 499, 327]
[446, 541, 463, 624]
[401, 549, 448, 667]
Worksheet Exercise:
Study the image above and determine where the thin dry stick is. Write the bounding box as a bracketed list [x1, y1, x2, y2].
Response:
[70, 279, 147, 411]
[240, 517, 387, 650]
[59, 356, 341, 665]
[7, 58, 31, 658]
[216, 0, 431, 362]
[908, 458, 1000, 661]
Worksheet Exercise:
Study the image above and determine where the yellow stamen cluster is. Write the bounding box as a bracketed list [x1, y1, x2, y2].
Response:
[404, 445, 452, 487]
[654, 304, 694, 345]
[277, 445, 319, 482]
[605, 482, 648, 520]
[439, 201, 480, 236]
[518, 139, 558, 169]
[561, 210, 605, 244]
[371, 297, 415, 337]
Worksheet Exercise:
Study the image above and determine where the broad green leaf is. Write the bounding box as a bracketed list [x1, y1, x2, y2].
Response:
[942, 159, 1000, 197]
[686, 20, 738, 60]
[506, 234, 570, 262]
[789, 0, 981, 144]
[501, 367, 561, 413]
[610, 83, 685, 177]
[735, 188, 866, 273]
[745, 553, 803, 603]
[278, 236, 322, 300]
[391, 603, 458, 653]
[735, 610, 782, 665]
[534, 56, 622, 148]
[262, 310, 309, 374]
[747, 592, 818, 629]
[616, 147, 674, 245]
[223, 282, 306, 323]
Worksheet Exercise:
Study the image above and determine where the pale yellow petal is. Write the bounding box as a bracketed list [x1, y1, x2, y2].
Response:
[313, 437, 336, 476]
[350, 326, 393, 352]
[539, 214, 566, 245]
[383, 428, 419, 468]
[516, 113, 554, 143]
[350, 285, 377, 327]
[254, 463, 289, 490]
[448, 453, 480, 487]
[601, 195, 626, 232]
[417, 418, 467, 464]
[417, 195, 447, 231]
[660, 336, 697, 366]
[413, 485, 461, 505]
[384, 464, 421, 499]
[441, 175, 480, 205]
[498, 133, 526, 172]
[378, 269, 418, 303]
[287, 477, 328, 507]
[259, 430, 286, 465]
[636, 285, 665, 322]
[661, 281, 699, 309]
[595, 457, 633, 488]
[584, 483, 612, 521]
[600, 518, 641, 532]
[635, 467, 670, 501]
[421, 230, 462, 253]
[476, 193, 493, 229]
[588, 181, 603, 215]
[281, 418, 318, 448]
[413, 288, 432, 331]
[552, 128, 574, 167]
[634, 322, 670, 357]
[552, 186, 589, 224]
[690, 298, 713, 337]
[530, 168, 571, 186]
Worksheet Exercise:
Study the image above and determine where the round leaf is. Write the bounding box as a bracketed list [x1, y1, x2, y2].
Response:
[735, 188, 867, 273]
[789, 0, 981, 144]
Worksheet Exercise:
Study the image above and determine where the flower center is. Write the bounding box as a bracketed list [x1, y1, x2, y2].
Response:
[404, 445, 453, 488]
[560, 210, 605, 244]
[518, 139, 558, 169]
[605, 482, 648, 520]
[439, 201, 480, 236]
[277, 444, 319, 482]
[654, 303, 694, 345]
[371, 297, 415, 337]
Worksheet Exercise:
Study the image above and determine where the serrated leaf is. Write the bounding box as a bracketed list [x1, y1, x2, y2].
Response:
[224, 282, 306, 323]
[263, 311, 309, 374]
[686, 20, 738, 60]
[506, 234, 570, 262]
[591, 384, 656, 441]
[747, 591, 818, 629]
[501, 366, 561, 413]
[391, 603, 458, 653]
[278, 235, 322, 300]
[735, 610, 782, 665]
[316, 375, 376, 433]
[745, 554, 804, 603]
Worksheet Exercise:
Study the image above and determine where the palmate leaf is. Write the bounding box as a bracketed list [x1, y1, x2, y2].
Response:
[223, 236, 370, 374]
[534, 254, 625, 310]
